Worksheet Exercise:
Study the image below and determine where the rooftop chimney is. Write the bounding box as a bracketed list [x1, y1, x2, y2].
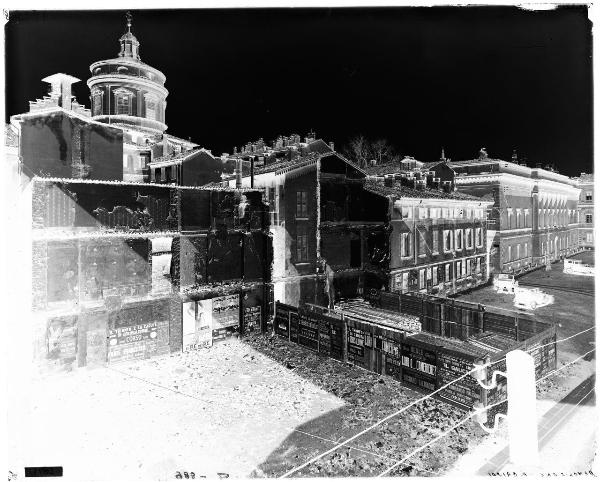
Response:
[235, 158, 242, 189]
[512, 149, 518, 163]
[425, 171, 435, 187]
[329, 141, 335, 151]
[440, 147, 446, 162]
[479, 147, 488, 160]
[41, 73, 80, 111]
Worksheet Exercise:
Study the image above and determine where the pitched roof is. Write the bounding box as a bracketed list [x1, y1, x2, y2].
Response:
[163, 133, 200, 148]
[225, 151, 366, 179]
[362, 160, 407, 176]
[150, 147, 214, 166]
[422, 160, 449, 169]
[447, 157, 505, 166]
[363, 178, 483, 202]
[253, 152, 321, 175]
[306, 138, 334, 154]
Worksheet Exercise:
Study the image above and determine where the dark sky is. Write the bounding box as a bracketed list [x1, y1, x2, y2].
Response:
[5, 7, 593, 175]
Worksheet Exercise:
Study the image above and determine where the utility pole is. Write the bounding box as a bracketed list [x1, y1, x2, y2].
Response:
[473, 349, 540, 470]
[506, 350, 539, 468]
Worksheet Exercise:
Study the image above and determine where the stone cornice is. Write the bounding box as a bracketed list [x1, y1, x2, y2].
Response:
[92, 115, 167, 134]
[455, 172, 534, 189]
[394, 197, 494, 207]
[89, 58, 166, 83]
[87, 74, 168, 97]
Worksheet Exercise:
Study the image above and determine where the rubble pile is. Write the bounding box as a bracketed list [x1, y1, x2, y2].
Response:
[245, 334, 484, 477]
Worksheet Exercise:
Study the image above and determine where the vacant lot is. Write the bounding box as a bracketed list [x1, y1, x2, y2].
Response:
[9, 334, 490, 480]
[9, 253, 594, 480]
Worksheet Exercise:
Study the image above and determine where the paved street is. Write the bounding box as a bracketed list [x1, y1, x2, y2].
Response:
[455, 251, 595, 360]
[449, 251, 596, 476]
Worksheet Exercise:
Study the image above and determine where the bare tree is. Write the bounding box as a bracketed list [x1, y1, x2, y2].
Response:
[344, 136, 399, 167]
[343, 135, 370, 167]
[370, 139, 393, 164]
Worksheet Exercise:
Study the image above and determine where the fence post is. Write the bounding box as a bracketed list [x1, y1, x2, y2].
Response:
[506, 349, 539, 469]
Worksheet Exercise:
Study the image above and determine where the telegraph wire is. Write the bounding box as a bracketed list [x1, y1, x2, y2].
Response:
[376, 398, 508, 478]
[291, 428, 443, 475]
[290, 428, 402, 465]
[536, 348, 595, 384]
[280, 328, 595, 478]
[525, 327, 595, 355]
[278, 358, 503, 478]
[378, 349, 596, 479]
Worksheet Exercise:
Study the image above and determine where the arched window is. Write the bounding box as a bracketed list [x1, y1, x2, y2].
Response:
[114, 88, 133, 115]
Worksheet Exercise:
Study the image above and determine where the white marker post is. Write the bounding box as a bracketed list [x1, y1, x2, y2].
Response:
[506, 349, 540, 469]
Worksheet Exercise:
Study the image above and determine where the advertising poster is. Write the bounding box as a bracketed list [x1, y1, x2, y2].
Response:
[107, 320, 169, 363]
[183, 300, 213, 351]
[46, 316, 78, 365]
[212, 294, 240, 341]
[243, 305, 261, 334]
[274, 303, 291, 338]
[436, 351, 480, 408]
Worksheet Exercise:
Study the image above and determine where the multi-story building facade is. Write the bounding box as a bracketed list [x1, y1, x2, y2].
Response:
[367, 178, 492, 295]
[225, 136, 337, 308]
[432, 150, 581, 275]
[24, 175, 270, 372]
[363, 162, 493, 296]
[227, 140, 493, 307]
[573, 173, 594, 249]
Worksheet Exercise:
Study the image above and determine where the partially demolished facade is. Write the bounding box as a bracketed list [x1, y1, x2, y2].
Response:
[26, 177, 271, 372]
[226, 145, 494, 308]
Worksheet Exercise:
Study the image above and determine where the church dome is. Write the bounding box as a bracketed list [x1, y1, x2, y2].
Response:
[87, 12, 168, 134]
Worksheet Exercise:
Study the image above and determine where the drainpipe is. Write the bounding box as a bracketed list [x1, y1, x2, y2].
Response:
[250, 156, 255, 188]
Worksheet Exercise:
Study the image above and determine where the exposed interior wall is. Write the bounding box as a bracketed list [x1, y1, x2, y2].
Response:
[20, 112, 123, 181]
[32, 180, 176, 231]
[273, 276, 327, 308]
